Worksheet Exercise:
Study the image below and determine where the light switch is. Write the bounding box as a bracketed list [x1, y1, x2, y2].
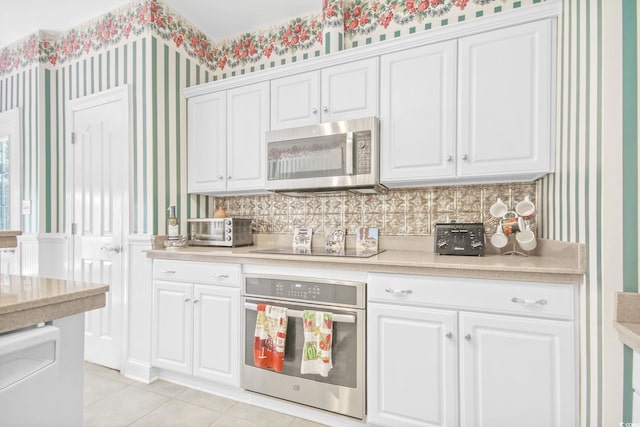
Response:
[22, 200, 31, 215]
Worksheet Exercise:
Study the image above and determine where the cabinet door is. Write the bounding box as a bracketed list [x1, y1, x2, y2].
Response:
[226, 82, 270, 192]
[457, 19, 553, 180]
[187, 92, 226, 193]
[151, 281, 193, 374]
[459, 312, 576, 427]
[368, 303, 458, 427]
[321, 57, 379, 123]
[270, 71, 320, 130]
[380, 41, 457, 186]
[193, 284, 240, 386]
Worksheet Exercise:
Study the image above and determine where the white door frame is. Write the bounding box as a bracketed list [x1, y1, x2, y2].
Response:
[65, 84, 131, 368]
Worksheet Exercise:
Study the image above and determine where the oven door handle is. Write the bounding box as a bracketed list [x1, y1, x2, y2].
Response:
[243, 302, 356, 324]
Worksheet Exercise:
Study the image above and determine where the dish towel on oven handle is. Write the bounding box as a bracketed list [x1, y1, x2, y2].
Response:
[253, 304, 288, 372]
[301, 310, 333, 377]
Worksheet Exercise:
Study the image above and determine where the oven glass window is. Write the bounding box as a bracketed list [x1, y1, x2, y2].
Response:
[244, 304, 358, 388]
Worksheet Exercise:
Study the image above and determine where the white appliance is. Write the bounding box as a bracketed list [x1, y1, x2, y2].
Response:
[0, 316, 84, 427]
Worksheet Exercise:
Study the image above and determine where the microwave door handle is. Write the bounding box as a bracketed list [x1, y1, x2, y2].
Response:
[345, 132, 354, 175]
[243, 302, 356, 324]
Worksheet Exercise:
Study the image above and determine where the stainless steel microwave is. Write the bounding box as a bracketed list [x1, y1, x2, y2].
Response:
[265, 117, 387, 194]
[187, 218, 253, 247]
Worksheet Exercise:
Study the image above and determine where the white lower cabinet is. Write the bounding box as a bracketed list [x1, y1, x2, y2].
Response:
[367, 273, 577, 427]
[368, 304, 458, 427]
[459, 312, 576, 427]
[152, 261, 240, 386]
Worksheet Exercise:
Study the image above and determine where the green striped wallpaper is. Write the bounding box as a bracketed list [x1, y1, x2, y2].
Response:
[47, 36, 213, 235]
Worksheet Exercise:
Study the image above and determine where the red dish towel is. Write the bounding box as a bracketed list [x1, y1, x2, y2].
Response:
[253, 304, 288, 372]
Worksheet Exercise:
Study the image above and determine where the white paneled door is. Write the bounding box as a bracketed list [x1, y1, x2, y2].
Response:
[67, 85, 130, 370]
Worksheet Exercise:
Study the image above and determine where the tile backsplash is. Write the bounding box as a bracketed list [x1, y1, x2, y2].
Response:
[212, 183, 538, 237]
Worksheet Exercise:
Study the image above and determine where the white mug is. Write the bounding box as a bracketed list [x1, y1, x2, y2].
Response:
[489, 198, 508, 218]
[490, 224, 509, 249]
[516, 226, 537, 251]
[515, 196, 536, 220]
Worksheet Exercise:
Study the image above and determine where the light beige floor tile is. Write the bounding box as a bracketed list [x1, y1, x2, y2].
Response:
[83, 373, 129, 407]
[289, 418, 330, 427]
[129, 399, 221, 427]
[83, 385, 170, 427]
[132, 378, 188, 397]
[176, 388, 237, 413]
[208, 414, 261, 427]
[226, 401, 295, 426]
[84, 362, 136, 385]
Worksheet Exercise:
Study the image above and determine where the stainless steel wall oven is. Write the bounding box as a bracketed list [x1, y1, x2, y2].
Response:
[241, 274, 366, 420]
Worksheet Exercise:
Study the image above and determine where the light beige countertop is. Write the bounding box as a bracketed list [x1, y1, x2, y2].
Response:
[0, 275, 108, 333]
[147, 235, 585, 285]
[614, 292, 640, 352]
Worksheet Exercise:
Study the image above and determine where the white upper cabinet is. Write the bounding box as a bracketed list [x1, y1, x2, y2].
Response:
[457, 19, 554, 180]
[187, 92, 226, 194]
[380, 19, 555, 187]
[226, 82, 269, 192]
[270, 57, 379, 130]
[187, 81, 269, 195]
[380, 40, 457, 186]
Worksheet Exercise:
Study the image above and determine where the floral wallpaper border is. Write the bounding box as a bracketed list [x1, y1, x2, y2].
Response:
[0, 0, 543, 77]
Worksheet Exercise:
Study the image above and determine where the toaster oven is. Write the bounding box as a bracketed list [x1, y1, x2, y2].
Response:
[187, 218, 253, 247]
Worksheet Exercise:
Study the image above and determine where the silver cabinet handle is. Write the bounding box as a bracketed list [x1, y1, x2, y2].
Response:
[464, 334, 471, 341]
[511, 297, 548, 306]
[311, 107, 318, 114]
[193, 299, 200, 304]
[461, 154, 468, 161]
[212, 273, 229, 279]
[385, 288, 413, 295]
[446, 155, 452, 162]
[322, 106, 328, 112]
[100, 246, 121, 254]
[218, 175, 224, 180]
[160, 270, 176, 274]
[184, 298, 191, 303]
[227, 175, 232, 180]
[446, 332, 453, 339]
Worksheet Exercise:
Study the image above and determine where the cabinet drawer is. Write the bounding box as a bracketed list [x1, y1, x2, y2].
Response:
[368, 273, 576, 320]
[153, 260, 240, 286]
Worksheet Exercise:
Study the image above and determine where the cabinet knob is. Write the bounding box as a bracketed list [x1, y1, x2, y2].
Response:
[218, 175, 224, 180]
[312, 107, 318, 114]
[322, 106, 328, 112]
[464, 334, 471, 341]
[193, 299, 200, 304]
[446, 155, 452, 162]
[461, 154, 468, 161]
[227, 175, 232, 180]
[446, 332, 453, 339]
[184, 298, 191, 303]
[212, 273, 229, 279]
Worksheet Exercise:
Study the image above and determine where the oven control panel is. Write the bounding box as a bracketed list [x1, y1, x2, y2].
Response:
[244, 275, 363, 308]
[275, 282, 322, 300]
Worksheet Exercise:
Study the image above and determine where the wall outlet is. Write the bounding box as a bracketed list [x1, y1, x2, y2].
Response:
[22, 200, 31, 215]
